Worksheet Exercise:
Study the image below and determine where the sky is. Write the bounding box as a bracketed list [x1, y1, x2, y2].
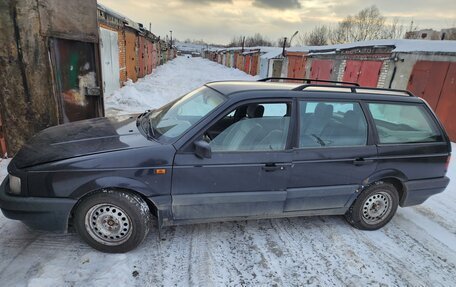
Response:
[98, 0, 456, 45]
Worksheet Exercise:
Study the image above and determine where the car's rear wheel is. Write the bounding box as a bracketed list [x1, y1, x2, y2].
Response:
[74, 190, 152, 253]
[345, 182, 399, 230]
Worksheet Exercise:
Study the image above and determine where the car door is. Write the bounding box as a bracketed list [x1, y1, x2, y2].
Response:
[285, 99, 377, 213]
[171, 100, 294, 221]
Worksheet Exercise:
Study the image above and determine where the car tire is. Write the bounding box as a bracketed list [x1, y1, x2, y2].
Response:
[345, 182, 399, 230]
[74, 189, 152, 253]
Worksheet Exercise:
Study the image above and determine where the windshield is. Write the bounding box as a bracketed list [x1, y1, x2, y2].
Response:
[145, 86, 226, 141]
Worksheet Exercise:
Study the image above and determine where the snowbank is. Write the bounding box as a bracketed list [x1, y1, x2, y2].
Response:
[104, 56, 257, 116]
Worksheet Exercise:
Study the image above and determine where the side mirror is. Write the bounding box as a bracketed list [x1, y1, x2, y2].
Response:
[194, 140, 212, 159]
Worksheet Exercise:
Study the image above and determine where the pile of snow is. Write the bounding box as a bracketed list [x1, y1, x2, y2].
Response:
[104, 56, 258, 116]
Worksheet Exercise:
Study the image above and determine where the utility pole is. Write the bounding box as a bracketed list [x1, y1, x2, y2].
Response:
[282, 37, 287, 56]
[169, 30, 173, 47]
[241, 36, 245, 53]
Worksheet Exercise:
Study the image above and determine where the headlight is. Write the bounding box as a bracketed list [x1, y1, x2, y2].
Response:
[8, 175, 21, 195]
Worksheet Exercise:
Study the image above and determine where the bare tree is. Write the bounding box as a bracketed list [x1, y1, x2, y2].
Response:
[228, 34, 273, 47]
[329, 5, 405, 44]
[298, 25, 330, 46]
[404, 20, 420, 39]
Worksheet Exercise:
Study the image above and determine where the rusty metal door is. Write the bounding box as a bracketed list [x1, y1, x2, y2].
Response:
[244, 55, 251, 74]
[407, 61, 450, 109]
[237, 55, 244, 71]
[310, 59, 333, 80]
[287, 53, 306, 78]
[343, 60, 362, 83]
[358, 61, 382, 87]
[138, 36, 146, 78]
[50, 38, 103, 123]
[435, 62, 456, 141]
[99, 28, 120, 98]
[125, 31, 137, 82]
[250, 54, 259, 76]
[147, 41, 154, 74]
[233, 52, 238, 69]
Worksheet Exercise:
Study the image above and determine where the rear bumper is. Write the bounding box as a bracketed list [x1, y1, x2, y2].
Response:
[0, 177, 76, 232]
[401, 176, 450, 207]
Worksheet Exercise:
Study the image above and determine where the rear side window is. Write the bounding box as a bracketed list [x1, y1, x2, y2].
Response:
[368, 103, 442, 144]
[299, 101, 368, 148]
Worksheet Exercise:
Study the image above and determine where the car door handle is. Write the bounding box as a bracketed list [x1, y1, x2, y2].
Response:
[353, 158, 374, 166]
[262, 163, 285, 172]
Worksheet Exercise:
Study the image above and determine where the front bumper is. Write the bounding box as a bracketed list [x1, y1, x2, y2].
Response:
[0, 177, 77, 232]
[401, 176, 450, 207]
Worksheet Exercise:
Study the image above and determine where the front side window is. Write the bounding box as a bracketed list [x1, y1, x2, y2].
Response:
[204, 102, 291, 152]
[299, 101, 368, 147]
[368, 103, 442, 144]
[146, 86, 226, 141]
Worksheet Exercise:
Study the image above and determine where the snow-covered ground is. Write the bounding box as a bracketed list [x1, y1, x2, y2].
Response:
[0, 57, 456, 286]
[104, 56, 257, 116]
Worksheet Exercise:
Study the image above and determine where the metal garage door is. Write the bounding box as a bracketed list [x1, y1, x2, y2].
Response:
[343, 60, 382, 87]
[125, 31, 138, 82]
[99, 28, 120, 98]
[310, 59, 333, 81]
[407, 61, 449, 109]
[287, 53, 306, 79]
[434, 62, 456, 141]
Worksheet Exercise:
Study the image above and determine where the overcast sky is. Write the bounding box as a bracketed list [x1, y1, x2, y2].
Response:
[98, 0, 456, 45]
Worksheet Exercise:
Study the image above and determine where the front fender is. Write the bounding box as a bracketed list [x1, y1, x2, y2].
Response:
[69, 176, 162, 199]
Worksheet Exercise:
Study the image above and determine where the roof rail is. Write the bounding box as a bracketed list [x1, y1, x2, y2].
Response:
[291, 84, 415, 97]
[257, 77, 359, 86]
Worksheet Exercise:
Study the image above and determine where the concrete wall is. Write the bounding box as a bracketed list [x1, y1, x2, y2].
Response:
[0, 0, 59, 155]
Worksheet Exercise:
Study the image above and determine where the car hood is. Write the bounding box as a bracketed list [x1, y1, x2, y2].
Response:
[13, 115, 155, 168]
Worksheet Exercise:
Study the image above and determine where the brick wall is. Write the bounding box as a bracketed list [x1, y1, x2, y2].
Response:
[377, 61, 390, 88]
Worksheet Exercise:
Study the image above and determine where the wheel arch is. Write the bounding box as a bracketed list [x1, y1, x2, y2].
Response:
[362, 169, 407, 204]
[67, 185, 159, 232]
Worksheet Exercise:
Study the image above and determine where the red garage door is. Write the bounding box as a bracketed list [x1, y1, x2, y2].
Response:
[343, 60, 362, 83]
[310, 59, 333, 81]
[435, 63, 456, 141]
[407, 61, 449, 109]
[287, 53, 306, 79]
[244, 55, 251, 74]
[343, 60, 382, 87]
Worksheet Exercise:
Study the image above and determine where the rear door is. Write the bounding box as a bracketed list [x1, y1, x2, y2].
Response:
[286, 99, 377, 212]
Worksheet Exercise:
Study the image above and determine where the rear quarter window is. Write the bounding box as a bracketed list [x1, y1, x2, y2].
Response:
[368, 103, 442, 144]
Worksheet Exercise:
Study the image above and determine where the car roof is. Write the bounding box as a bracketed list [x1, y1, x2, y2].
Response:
[205, 81, 423, 103]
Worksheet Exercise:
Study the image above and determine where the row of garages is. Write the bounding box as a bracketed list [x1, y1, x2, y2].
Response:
[0, 0, 176, 156]
[204, 40, 456, 141]
[97, 3, 176, 97]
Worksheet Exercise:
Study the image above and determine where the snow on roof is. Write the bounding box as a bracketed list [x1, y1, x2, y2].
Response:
[97, 3, 128, 22]
[287, 39, 456, 54]
[260, 48, 283, 59]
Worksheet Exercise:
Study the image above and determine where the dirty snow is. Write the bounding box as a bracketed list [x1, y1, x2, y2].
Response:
[1, 57, 456, 286]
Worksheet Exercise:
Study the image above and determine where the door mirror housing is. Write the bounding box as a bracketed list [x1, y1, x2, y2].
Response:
[194, 140, 212, 159]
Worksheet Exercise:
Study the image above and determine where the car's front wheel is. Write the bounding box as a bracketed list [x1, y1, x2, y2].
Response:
[74, 190, 152, 253]
[345, 182, 399, 230]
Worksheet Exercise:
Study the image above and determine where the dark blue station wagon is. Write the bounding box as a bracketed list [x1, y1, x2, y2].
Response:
[0, 79, 451, 252]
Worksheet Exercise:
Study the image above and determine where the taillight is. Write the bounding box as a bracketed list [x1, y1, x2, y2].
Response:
[445, 155, 451, 172]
